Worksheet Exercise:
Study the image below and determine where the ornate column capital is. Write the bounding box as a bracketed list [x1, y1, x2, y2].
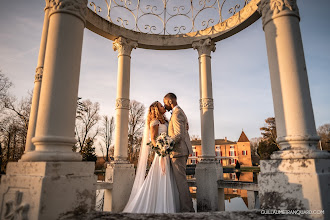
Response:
[116, 98, 130, 110]
[113, 37, 138, 57]
[48, 0, 88, 24]
[258, 0, 300, 28]
[44, 0, 51, 11]
[200, 98, 214, 110]
[192, 38, 216, 57]
[35, 67, 43, 82]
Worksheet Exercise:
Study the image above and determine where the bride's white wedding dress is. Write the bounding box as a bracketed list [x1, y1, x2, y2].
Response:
[123, 119, 180, 213]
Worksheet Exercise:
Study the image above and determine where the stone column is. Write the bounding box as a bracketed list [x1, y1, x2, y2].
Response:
[193, 38, 216, 162]
[0, 1, 96, 219]
[112, 37, 137, 163]
[23, 0, 89, 162]
[103, 37, 137, 212]
[21, 3, 50, 156]
[192, 38, 224, 212]
[258, 1, 330, 219]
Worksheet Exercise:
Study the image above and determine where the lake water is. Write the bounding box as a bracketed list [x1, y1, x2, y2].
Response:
[96, 171, 260, 212]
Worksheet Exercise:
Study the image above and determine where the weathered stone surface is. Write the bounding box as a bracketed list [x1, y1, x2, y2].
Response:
[103, 163, 135, 213]
[59, 210, 311, 220]
[195, 162, 224, 211]
[0, 162, 96, 220]
[258, 159, 329, 219]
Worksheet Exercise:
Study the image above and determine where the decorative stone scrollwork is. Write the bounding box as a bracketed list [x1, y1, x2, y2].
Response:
[200, 98, 214, 110]
[192, 38, 216, 57]
[258, 0, 299, 28]
[87, 0, 260, 37]
[4, 191, 29, 220]
[113, 37, 138, 57]
[35, 67, 43, 82]
[115, 98, 130, 110]
[48, 0, 88, 23]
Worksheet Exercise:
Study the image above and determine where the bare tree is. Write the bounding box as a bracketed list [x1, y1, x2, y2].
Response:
[128, 100, 145, 163]
[3, 93, 32, 130]
[75, 99, 100, 152]
[0, 114, 26, 171]
[0, 72, 31, 172]
[250, 137, 262, 156]
[99, 115, 114, 162]
[0, 71, 12, 113]
[317, 124, 330, 151]
[0, 70, 12, 100]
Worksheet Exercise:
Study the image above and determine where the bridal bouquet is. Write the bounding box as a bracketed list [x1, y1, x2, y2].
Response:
[148, 133, 175, 157]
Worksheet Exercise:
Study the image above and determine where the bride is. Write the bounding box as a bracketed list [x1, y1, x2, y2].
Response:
[123, 101, 180, 213]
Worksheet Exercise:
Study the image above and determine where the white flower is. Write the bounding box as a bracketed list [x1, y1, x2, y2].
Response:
[152, 133, 175, 157]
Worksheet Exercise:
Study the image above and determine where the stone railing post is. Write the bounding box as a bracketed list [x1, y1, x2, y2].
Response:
[192, 38, 224, 212]
[258, 1, 330, 219]
[103, 37, 137, 212]
[0, 1, 96, 219]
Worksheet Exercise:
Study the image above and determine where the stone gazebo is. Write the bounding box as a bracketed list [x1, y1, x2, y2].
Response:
[0, 0, 329, 219]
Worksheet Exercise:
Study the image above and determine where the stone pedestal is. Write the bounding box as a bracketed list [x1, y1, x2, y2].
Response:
[195, 162, 224, 211]
[258, 1, 330, 219]
[258, 159, 330, 219]
[216, 161, 225, 211]
[0, 162, 96, 220]
[103, 163, 135, 212]
[247, 191, 258, 209]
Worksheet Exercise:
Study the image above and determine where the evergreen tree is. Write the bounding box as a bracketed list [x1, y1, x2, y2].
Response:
[257, 117, 280, 160]
[81, 138, 97, 162]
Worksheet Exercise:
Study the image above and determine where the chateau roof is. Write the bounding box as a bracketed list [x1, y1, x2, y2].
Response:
[191, 139, 236, 146]
[215, 139, 236, 145]
[238, 131, 249, 142]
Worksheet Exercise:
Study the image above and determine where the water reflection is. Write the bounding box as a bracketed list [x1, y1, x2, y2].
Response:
[96, 170, 260, 212]
[223, 171, 255, 211]
[188, 170, 259, 211]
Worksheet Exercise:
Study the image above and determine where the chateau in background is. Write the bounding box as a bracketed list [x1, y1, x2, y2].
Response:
[189, 131, 252, 167]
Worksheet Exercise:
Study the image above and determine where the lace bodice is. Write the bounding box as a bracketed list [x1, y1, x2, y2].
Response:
[150, 119, 168, 135]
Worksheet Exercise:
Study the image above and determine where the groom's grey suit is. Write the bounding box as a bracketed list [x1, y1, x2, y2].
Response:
[168, 106, 194, 212]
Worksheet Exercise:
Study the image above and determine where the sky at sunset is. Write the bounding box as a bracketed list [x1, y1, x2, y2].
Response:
[1, 1, 329, 155]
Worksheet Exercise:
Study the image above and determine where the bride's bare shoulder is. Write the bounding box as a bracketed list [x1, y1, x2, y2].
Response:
[150, 119, 160, 127]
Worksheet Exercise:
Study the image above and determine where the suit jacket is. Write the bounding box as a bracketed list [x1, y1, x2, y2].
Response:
[168, 106, 193, 157]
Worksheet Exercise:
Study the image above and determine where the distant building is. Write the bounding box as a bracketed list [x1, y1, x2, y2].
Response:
[189, 131, 252, 167]
[95, 156, 111, 181]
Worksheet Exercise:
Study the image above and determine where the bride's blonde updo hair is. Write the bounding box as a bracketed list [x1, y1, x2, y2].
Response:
[147, 101, 166, 126]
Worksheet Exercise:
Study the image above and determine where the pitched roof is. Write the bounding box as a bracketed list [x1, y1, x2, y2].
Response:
[190, 139, 236, 146]
[190, 139, 201, 145]
[215, 139, 236, 145]
[238, 131, 249, 142]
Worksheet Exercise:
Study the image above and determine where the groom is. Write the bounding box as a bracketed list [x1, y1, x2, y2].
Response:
[164, 93, 194, 212]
